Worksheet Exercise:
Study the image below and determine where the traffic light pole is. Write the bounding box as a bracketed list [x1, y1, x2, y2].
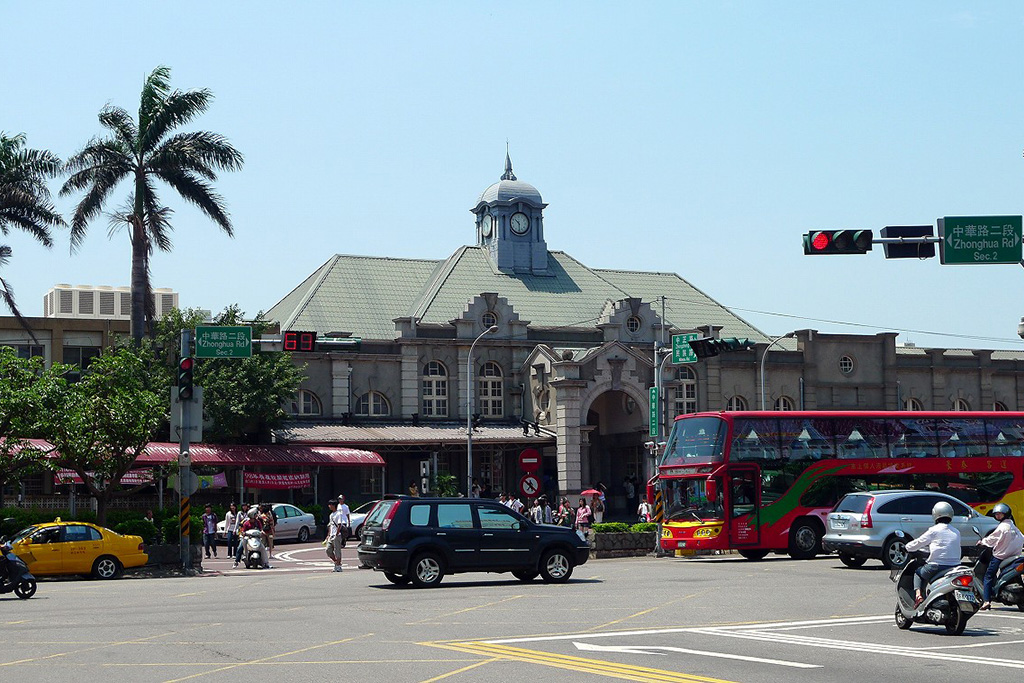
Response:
[179, 330, 192, 571]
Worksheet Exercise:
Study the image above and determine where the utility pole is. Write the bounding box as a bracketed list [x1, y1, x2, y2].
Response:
[178, 330, 193, 570]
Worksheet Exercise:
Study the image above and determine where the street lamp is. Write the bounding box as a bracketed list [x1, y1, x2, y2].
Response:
[759, 332, 795, 410]
[467, 325, 498, 496]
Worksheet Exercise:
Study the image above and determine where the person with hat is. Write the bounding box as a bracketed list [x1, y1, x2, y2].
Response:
[336, 494, 352, 547]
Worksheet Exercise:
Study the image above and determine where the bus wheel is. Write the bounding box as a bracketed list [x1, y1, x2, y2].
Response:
[788, 519, 823, 560]
[738, 549, 769, 561]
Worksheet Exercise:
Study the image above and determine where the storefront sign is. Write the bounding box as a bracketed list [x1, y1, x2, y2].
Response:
[55, 468, 154, 486]
[243, 471, 311, 490]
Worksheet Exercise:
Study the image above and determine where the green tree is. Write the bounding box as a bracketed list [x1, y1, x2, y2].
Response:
[0, 347, 55, 501]
[157, 305, 305, 444]
[36, 346, 164, 525]
[60, 66, 243, 344]
[0, 132, 63, 334]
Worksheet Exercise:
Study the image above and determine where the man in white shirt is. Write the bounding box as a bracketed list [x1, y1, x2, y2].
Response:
[905, 501, 961, 607]
[508, 495, 524, 514]
[336, 494, 352, 547]
[326, 499, 345, 573]
[977, 503, 1024, 609]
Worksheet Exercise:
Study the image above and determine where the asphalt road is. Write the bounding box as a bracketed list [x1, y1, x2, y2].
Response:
[4, 545, 1024, 683]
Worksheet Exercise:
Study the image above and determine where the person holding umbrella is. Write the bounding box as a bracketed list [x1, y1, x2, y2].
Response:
[581, 488, 604, 524]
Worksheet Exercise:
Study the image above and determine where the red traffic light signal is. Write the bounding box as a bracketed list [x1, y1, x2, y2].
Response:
[177, 356, 195, 401]
[803, 230, 873, 255]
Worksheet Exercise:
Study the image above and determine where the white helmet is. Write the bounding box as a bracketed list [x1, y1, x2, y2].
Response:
[932, 501, 955, 522]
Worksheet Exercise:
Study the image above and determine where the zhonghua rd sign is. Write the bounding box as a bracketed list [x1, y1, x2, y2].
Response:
[195, 326, 252, 358]
[938, 215, 1022, 265]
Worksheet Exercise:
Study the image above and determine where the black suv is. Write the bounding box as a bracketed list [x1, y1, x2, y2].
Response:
[357, 495, 590, 587]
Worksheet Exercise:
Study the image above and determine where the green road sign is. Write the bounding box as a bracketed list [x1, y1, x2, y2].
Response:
[649, 386, 659, 437]
[938, 215, 1022, 265]
[195, 326, 252, 358]
[672, 333, 699, 363]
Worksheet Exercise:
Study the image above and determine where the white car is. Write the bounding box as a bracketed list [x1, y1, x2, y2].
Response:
[348, 500, 380, 540]
[217, 503, 318, 544]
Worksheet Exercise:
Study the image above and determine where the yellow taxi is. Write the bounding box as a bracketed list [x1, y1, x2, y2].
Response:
[9, 519, 148, 579]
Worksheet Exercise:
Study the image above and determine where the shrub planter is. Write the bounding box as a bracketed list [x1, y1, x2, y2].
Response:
[590, 531, 658, 559]
[145, 543, 204, 569]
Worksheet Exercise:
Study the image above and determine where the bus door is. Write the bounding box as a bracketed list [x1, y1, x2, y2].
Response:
[728, 466, 760, 547]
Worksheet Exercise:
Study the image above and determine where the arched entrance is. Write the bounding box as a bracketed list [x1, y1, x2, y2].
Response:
[583, 389, 647, 516]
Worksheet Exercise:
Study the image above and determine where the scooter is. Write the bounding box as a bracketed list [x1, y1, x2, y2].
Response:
[891, 528, 982, 635]
[242, 529, 268, 569]
[0, 537, 37, 599]
[977, 546, 1024, 611]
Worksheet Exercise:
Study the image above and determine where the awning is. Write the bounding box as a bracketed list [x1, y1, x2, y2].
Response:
[134, 443, 384, 467]
[273, 421, 556, 446]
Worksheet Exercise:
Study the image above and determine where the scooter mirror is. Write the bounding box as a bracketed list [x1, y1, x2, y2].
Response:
[972, 525, 982, 537]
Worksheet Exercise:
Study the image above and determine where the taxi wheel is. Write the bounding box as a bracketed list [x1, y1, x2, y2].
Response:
[93, 555, 123, 580]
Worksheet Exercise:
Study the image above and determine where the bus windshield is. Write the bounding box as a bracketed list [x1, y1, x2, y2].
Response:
[660, 416, 727, 467]
[664, 477, 723, 521]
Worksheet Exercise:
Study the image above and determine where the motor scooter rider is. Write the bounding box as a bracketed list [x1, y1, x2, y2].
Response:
[977, 502, 1024, 610]
[904, 501, 962, 608]
[234, 507, 270, 569]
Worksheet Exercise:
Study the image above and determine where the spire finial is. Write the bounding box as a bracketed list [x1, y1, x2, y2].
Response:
[501, 141, 517, 181]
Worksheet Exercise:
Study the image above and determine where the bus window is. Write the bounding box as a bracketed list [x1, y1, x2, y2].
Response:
[938, 418, 988, 458]
[894, 418, 940, 458]
[835, 418, 889, 459]
[730, 418, 781, 461]
[662, 478, 723, 521]
[988, 417, 1024, 458]
[661, 417, 727, 467]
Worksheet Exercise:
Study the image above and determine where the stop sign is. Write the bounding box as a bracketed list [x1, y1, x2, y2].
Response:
[519, 448, 541, 473]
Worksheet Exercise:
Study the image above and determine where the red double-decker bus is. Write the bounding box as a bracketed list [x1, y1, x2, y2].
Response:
[654, 411, 1024, 560]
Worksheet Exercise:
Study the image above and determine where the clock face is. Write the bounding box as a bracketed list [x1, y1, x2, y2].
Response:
[510, 212, 530, 235]
[480, 215, 492, 238]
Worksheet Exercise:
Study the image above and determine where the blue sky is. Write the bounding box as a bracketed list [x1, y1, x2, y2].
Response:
[3, 2, 1023, 349]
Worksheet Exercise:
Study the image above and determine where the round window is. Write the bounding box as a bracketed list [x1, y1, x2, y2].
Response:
[626, 316, 642, 333]
[839, 355, 855, 375]
[482, 311, 498, 327]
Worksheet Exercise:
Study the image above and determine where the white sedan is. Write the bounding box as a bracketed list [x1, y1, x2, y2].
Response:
[348, 500, 380, 540]
[217, 504, 318, 544]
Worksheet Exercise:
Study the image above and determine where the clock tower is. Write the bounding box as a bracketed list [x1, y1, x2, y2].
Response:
[472, 152, 549, 275]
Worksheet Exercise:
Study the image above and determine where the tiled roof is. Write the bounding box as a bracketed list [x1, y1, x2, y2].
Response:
[274, 421, 555, 446]
[266, 246, 769, 342]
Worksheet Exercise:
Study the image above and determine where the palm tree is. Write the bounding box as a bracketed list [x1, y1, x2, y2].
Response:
[61, 66, 244, 343]
[0, 132, 64, 335]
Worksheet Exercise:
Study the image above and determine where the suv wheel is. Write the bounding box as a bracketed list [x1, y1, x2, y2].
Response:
[882, 536, 908, 569]
[410, 552, 445, 588]
[838, 553, 867, 568]
[540, 549, 574, 583]
[384, 571, 410, 585]
[512, 570, 538, 582]
[788, 519, 822, 560]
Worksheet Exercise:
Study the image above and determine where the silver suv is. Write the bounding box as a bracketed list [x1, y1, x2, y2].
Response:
[822, 490, 999, 568]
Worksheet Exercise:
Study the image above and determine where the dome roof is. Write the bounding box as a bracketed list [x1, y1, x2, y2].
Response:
[476, 151, 544, 206]
[479, 179, 543, 205]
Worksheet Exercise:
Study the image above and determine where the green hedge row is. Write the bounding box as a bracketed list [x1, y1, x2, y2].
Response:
[590, 522, 658, 534]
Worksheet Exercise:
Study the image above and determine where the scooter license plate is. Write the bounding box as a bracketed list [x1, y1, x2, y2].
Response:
[954, 590, 977, 604]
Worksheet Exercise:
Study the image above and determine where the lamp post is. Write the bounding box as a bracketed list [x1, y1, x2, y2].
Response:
[467, 325, 498, 496]
[760, 332, 795, 410]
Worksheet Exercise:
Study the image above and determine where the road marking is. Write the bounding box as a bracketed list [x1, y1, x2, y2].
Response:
[409, 594, 524, 625]
[418, 657, 500, 682]
[427, 641, 736, 683]
[572, 641, 820, 669]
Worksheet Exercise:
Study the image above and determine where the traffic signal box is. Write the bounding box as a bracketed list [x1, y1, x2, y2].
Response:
[177, 357, 195, 401]
[803, 230, 873, 255]
[687, 337, 757, 360]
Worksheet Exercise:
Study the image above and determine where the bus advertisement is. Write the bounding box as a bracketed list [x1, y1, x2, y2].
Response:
[654, 411, 1024, 560]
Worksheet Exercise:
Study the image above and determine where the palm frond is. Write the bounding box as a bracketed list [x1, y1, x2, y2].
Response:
[0, 132, 64, 246]
[0, 247, 40, 345]
[149, 131, 244, 179]
[140, 89, 213, 153]
[138, 66, 172, 135]
[151, 168, 233, 235]
[140, 179, 173, 252]
[97, 106, 139, 154]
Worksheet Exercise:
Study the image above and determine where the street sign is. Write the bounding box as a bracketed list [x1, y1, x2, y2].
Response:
[672, 333, 699, 364]
[519, 474, 540, 498]
[195, 326, 252, 358]
[649, 386, 659, 437]
[519, 448, 541, 473]
[938, 215, 1022, 265]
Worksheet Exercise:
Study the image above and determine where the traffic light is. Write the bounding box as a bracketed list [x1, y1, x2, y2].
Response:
[803, 230, 873, 255]
[177, 356, 194, 401]
[880, 225, 935, 259]
[687, 337, 757, 359]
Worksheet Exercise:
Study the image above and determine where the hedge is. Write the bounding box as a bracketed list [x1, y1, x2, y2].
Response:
[113, 519, 160, 545]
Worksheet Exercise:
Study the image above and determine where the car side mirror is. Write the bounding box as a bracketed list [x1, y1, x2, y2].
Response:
[512, 521, 523, 531]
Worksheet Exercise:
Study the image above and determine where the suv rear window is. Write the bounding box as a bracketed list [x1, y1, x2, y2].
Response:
[365, 500, 398, 526]
[833, 494, 871, 513]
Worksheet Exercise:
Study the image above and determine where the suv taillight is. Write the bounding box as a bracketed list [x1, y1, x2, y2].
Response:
[381, 501, 401, 531]
[862, 497, 874, 529]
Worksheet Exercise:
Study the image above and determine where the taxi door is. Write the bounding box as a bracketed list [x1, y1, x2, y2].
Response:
[62, 524, 103, 574]
[727, 466, 761, 547]
[21, 527, 63, 574]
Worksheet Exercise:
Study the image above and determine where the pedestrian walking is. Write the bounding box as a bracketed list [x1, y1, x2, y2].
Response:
[575, 498, 592, 539]
[325, 498, 345, 572]
[201, 505, 218, 559]
[336, 494, 352, 547]
[224, 503, 239, 557]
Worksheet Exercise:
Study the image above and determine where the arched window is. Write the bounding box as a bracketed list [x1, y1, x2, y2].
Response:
[421, 361, 448, 417]
[838, 355, 855, 375]
[726, 395, 747, 411]
[356, 391, 391, 417]
[482, 311, 498, 328]
[994, 401, 1009, 411]
[952, 398, 970, 411]
[626, 316, 642, 334]
[775, 396, 795, 411]
[479, 361, 503, 417]
[289, 389, 322, 416]
[672, 366, 697, 415]
[904, 397, 924, 411]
